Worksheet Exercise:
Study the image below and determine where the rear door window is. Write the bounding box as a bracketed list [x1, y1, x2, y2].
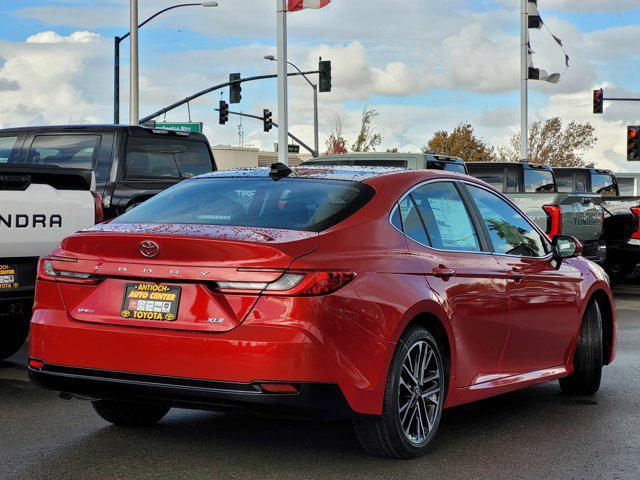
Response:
[27, 134, 100, 169]
[411, 182, 481, 252]
[0, 135, 21, 163]
[125, 138, 213, 179]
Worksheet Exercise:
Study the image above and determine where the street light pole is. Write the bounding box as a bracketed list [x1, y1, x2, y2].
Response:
[115, 2, 219, 124]
[264, 55, 319, 157]
[276, 0, 289, 166]
[130, 0, 139, 126]
[520, 0, 528, 163]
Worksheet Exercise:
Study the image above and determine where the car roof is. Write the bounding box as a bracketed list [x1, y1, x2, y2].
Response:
[196, 165, 414, 182]
[468, 161, 553, 171]
[554, 166, 613, 174]
[309, 152, 465, 164]
[0, 124, 209, 141]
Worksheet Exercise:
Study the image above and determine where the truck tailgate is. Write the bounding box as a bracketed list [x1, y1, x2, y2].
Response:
[508, 193, 604, 242]
[0, 165, 96, 258]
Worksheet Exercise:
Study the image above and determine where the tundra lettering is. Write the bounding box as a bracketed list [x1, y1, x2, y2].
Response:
[0, 214, 63, 228]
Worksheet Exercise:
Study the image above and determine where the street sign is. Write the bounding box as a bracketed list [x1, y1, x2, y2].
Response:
[274, 144, 301, 154]
[156, 122, 203, 133]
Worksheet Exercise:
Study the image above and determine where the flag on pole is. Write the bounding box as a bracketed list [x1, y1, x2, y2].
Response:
[288, 0, 331, 12]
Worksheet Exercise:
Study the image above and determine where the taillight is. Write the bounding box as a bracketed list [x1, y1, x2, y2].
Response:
[631, 207, 640, 239]
[38, 258, 102, 285]
[216, 271, 355, 296]
[543, 205, 562, 238]
[92, 192, 104, 224]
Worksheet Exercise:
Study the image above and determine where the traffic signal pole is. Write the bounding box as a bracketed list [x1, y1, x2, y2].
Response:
[216, 109, 316, 156]
[138, 70, 318, 125]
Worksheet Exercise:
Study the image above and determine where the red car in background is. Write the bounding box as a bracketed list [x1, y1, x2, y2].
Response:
[28, 165, 616, 459]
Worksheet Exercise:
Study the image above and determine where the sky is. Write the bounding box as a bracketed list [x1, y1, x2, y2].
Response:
[0, 0, 639, 171]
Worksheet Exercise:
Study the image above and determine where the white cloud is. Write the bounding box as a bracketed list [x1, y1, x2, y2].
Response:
[0, 31, 111, 127]
[542, 0, 639, 12]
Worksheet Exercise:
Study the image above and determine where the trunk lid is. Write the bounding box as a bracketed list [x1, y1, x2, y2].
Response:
[53, 223, 319, 332]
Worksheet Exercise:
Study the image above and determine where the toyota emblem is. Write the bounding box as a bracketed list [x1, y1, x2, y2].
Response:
[139, 241, 160, 258]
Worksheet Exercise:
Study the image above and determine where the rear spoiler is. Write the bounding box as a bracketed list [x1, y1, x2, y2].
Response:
[0, 164, 94, 192]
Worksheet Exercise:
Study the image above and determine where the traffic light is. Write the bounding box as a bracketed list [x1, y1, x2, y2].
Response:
[219, 100, 229, 125]
[319, 60, 332, 93]
[263, 109, 273, 132]
[628, 126, 640, 161]
[229, 73, 242, 104]
[593, 89, 604, 114]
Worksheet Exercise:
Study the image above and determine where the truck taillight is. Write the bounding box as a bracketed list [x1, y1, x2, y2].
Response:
[92, 192, 104, 224]
[216, 271, 355, 296]
[631, 207, 640, 239]
[543, 205, 562, 238]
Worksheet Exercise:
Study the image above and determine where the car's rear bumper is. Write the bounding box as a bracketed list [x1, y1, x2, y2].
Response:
[29, 294, 394, 416]
[28, 363, 355, 418]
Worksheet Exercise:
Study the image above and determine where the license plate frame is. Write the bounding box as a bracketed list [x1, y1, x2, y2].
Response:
[120, 283, 181, 322]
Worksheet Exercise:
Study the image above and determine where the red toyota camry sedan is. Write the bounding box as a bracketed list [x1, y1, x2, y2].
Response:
[29, 165, 615, 459]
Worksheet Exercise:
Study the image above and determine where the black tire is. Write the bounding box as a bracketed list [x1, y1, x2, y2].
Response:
[559, 300, 603, 396]
[353, 325, 446, 459]
[0, 311, 29, 360]
[92, 400, 170, 427]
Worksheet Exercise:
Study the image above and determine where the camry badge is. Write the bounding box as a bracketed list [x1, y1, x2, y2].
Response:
[139, 241, 160, 258]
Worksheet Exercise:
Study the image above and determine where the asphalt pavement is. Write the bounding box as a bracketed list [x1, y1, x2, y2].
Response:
[1, 286, 639, 480]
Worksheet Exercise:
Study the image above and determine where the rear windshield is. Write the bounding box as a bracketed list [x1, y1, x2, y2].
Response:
[524, 169, 556, 193]
[114, 177, 374, 232]
[125, 137, 213, 179]
[428, 161, 467, 174]
[468, 167, 505, 191]
[592, 173, 618, 196]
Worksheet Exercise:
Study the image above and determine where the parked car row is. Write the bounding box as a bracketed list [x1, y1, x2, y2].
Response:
[305, 154, 640, 282]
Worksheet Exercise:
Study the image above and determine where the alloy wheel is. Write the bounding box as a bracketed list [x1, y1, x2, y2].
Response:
[398, 340, 442, 446]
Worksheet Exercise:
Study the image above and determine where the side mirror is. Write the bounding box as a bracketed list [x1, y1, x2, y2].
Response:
[551, 235, 582, 269]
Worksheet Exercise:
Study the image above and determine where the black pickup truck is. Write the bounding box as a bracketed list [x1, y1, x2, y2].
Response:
[0, 125, 217, 220]
[554, 167, 640, 282]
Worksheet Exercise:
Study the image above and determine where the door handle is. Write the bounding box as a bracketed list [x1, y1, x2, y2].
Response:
[431, 267, 456, 279]
[507, 271, 526, 283]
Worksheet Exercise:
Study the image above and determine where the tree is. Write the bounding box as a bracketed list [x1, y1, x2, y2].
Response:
[425, 123, 495, 162]
[497, 117, 597, 167]
[352, 107, 382, 152]
[324, 115, 348, 155]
